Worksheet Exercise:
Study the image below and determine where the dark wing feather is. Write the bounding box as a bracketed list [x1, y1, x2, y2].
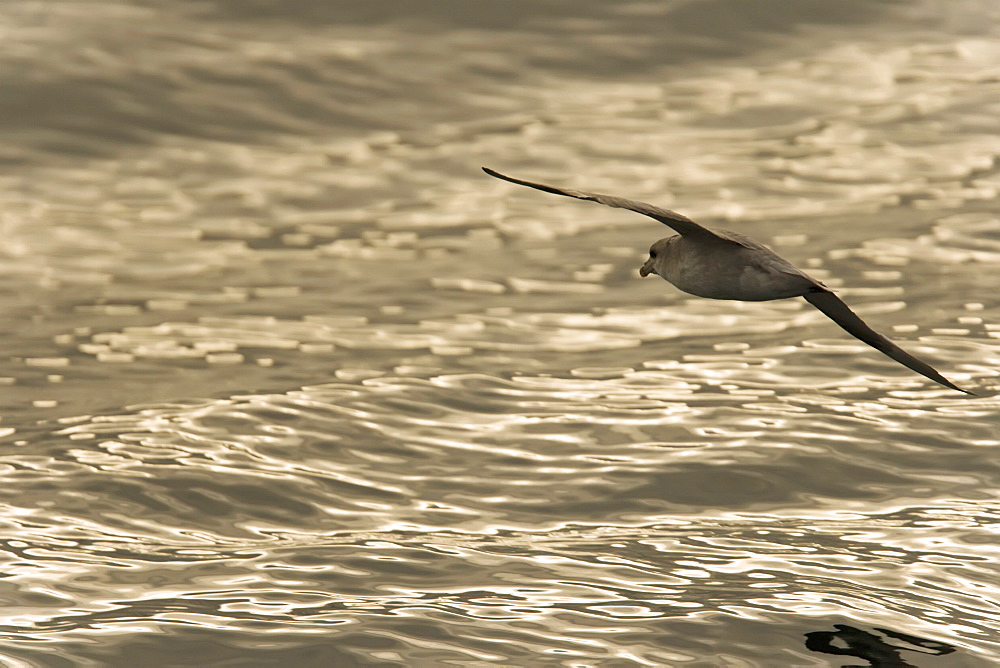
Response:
[804, 290, 973, 395]
[483, 167, 717, 238]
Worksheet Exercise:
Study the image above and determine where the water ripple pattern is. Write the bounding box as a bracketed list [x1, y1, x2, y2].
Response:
[1, 0, 999, 665]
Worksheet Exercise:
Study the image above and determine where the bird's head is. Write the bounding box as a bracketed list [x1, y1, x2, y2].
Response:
[639, 237, 674, 277]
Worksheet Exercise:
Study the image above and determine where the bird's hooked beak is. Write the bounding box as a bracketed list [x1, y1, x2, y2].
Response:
[639, 257, 656, 277]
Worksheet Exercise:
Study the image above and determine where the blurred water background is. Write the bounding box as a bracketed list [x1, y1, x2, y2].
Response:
[1, 0, 999, 665]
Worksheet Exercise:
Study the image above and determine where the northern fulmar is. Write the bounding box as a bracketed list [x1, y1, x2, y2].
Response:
[483, 167, 973, 395]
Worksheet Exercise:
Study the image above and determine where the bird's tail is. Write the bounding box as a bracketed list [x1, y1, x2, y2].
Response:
[803, 290, 974, 395]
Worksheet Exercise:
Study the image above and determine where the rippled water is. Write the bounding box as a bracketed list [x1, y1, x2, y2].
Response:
[2, 0, 999, 665]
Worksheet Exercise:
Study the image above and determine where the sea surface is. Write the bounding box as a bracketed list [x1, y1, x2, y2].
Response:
[1, 1, 999, 666]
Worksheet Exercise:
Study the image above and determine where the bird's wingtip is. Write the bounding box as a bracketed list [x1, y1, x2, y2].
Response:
[944, 381, 977, 396]
[482, 166, 515, 184]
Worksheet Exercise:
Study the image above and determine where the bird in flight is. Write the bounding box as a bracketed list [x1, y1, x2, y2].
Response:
[483, 167, 973, 395]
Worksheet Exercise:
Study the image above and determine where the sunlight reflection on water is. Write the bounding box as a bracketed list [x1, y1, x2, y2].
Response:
[1, 0, 1000, 665]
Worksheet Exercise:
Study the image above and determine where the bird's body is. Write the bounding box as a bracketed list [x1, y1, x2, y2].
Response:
[645, 233, 821, 301]
[483, 166, 973, 395]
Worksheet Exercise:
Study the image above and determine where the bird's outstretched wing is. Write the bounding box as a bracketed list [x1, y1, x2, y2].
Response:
[483, 167, 718, 239]
[804, 290, 973, 395]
